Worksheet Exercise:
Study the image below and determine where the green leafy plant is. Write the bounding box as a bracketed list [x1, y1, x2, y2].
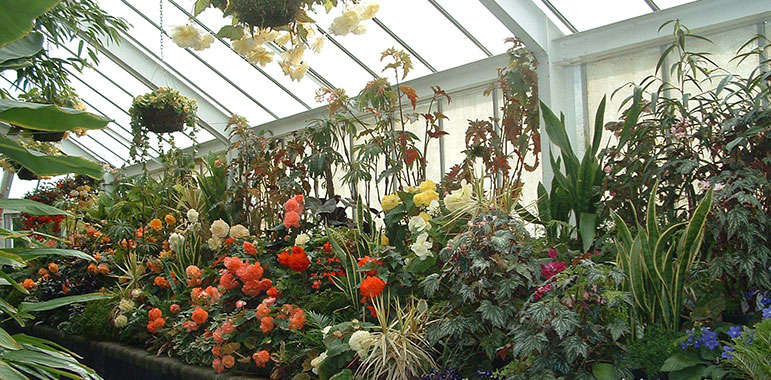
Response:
[723, 318, 771, 380]
[129, 87, 198, 161]
[611, 182, 713, 330]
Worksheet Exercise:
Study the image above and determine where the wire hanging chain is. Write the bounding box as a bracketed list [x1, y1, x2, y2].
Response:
[159, 0, 164, 60]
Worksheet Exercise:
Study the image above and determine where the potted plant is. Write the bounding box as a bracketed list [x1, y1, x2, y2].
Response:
[230, 0, 302, 29]
[129, 87, 198, 160]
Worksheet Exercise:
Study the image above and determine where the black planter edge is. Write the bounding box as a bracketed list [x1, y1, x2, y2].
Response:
[18, 325, 267, 380]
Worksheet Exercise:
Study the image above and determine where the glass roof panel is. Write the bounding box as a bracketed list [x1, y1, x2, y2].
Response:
[546, 0, 652, 31]
[433, 0, 514, 55]
[370, 0, 488, 72]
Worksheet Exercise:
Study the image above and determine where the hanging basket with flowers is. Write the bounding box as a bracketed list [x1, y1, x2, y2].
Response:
[129, 87, 198, 160]
[230, 0, 302, 30]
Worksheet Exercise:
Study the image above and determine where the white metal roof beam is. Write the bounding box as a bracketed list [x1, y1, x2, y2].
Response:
[552, 0, 771, 65]
[479, 0, 564, 56]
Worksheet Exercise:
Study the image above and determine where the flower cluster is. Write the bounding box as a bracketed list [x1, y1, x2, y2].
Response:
[283, 194, 304, 229]
[277, 246, 310, 272]
[170, 24, 214, 51]
[329, 3, 379, 36]
[444, 180, 475, 213]
[680, 326, 720, 351]
[146, 307, 165, 334]
[208, 219, 251, 251]
[221, 256, 272, 296]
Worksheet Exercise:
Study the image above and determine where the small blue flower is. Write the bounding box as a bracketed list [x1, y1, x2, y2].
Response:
[679, 341, 688, 351]
[728, 325, 742, 338]
[763, 307, 771, 320]
[761, 295, 771, 306]
[721, 346, 734, 361]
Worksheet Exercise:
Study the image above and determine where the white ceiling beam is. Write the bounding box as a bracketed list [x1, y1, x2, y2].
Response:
[479, 0, 564, 56]
[552, 0, 771, 65]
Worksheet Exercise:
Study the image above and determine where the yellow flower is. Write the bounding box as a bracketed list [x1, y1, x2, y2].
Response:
[310, 37, 325, 53]
[381, 193, 401, 211]
[419, 212, 432, 222]
[232, 36, 258, 56]
[405, 186, 417, 193]
[363, 3, 380, 19]
[418, 180, 436, 193]
[289, 62, 309, 82]
[380, 234, 390, 246]
[164, 214, 176, 225]
[413, 190, 439, 208]
[192, 34, 214, 51]
[149, 219, 163, 231]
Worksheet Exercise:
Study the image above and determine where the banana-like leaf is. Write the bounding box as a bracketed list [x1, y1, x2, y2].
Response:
[0, 32, 43, 70]
[4, 248, 94, 262]
[0, 134, 104, 179]
[0, 99, 109, 131]
[17, 293, 108, 314]
[0, 250, 26, 268]
[0, 0, 60, 48]
[0, 199, 69, 216]
[0, 348, 100, 379]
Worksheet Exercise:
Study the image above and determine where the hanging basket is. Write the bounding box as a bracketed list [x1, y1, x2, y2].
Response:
[17, 167, 39, 181]
[137, 105, 187, 134]
[31, 131, 66, 142]
[231, 0, 302, 29]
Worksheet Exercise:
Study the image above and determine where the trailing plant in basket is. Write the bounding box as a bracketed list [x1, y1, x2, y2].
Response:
[129, 87, 198, 161]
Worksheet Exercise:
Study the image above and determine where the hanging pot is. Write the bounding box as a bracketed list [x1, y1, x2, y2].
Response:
[230, 0, 302, 29]
[16, 167, 39, 180]
[31, 131, 66, 142]
[138, 105, 186, 134]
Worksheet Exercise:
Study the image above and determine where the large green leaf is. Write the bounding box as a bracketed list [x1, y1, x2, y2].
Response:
[0, 360, 28, 380]
[0, 32, 43, 70]
[0, 99, 109, 132]
[540, 101, 576, 161]
[0, 328, 20, 351]
[591, 363, 618, 380]
[0, 199, 68, 216]
[4, 248, 94, 262]
[590, 96, 607, 156]
[0, 250, 26, 268]
[17, 293, 108, 313]
[578, 212, 598, 252]
[0, 134, 104, 179]
[0, 270, 29, 295]
[0, 0, 60, 48]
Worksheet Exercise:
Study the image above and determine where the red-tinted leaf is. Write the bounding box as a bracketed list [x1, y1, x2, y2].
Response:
[399, 85, 418, 110]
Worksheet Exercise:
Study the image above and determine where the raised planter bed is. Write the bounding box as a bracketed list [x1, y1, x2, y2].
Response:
[11, 325, 266, 380]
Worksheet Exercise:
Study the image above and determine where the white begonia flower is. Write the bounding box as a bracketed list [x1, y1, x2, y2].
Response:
[275, 32, 291, 46]
[130, 289, 143, 299]
[352, 24, 367, 35]
[187, 209, 199, 224]
[229, 224, 250, 239]
[410, 232, 433, 260]
[193, 34, 214, 51]
[210, 219, 230, 238]
[444, 180, 475, 213]
[118, 299, 135, 313]
[310, 36, 325, 53]
[114, 315, 128, 328]
[281, 45, 305, 66]
[408, 215, 428, 233]
[310, 351, 327, 375]
[348, 330, 374, 358]
[248, 47, 273, 67]
[289, 62, 309, 82]
[363, 3, 380, 19]
[295, 233, 310, 246]
[170, 25, 201, 49]
[232, 35, 259, 56]
[208, 236, 223, 251]
[321, 326, 332, 337]
[427, 199, 441, 216]
[169, 232, 185, 251]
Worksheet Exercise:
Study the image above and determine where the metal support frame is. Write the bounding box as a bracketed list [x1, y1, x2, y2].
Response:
[372, 17, 437, 73]
[428, 0, 493, 57]
[552, 0, 771, 65]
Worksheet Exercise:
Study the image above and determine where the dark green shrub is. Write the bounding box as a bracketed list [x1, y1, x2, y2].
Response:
[625, 328, 681, 378]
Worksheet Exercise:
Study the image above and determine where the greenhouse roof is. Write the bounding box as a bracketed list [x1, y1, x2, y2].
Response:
[2, 0, 766, 185]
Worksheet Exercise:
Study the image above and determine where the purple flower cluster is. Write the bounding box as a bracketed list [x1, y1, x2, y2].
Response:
[421, 369, 462, 380]
[476, 370, 507, 380]
[680, 327, 720, 351]
[727, 325, 742, 338]
[721, 345, 734, 361]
